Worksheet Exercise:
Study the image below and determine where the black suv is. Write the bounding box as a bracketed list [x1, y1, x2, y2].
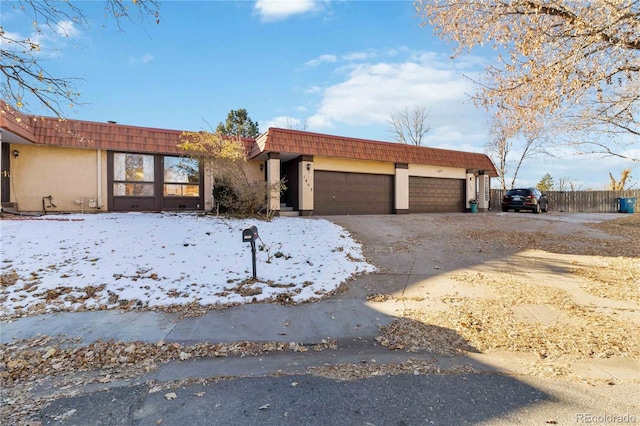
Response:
[501, 188, 549, 213]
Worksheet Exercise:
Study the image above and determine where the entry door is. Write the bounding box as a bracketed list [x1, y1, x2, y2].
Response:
[1, 145, 9, 203]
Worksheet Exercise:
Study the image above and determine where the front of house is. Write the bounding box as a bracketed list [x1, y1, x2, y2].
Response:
[0, 107, 496, 215]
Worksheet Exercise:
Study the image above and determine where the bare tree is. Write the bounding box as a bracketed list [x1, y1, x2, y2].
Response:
[485, 114, 550, 190]
[485, 115, 511, 191]
[283, 116, 309, 131]
[415, 0, 640, 161]
[1, 0, 160, 117]
[388, 105, 431, 146]
[556, 177, 583, 192]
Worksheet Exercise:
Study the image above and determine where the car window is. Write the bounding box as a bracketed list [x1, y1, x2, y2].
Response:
[506, 189, 530, 196]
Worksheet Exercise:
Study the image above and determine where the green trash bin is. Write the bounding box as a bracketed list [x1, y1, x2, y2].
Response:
[470, 201, 478, 213]
[618, 197, 637, 213]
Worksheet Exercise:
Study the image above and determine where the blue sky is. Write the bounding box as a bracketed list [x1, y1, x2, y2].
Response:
[2, 0, 638, 189]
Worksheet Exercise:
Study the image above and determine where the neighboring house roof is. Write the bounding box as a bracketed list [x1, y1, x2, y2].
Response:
[252, 128, 497, 176]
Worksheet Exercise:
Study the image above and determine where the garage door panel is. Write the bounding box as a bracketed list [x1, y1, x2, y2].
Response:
[315, 171, 393, 215]
[409, 177, 464, 213]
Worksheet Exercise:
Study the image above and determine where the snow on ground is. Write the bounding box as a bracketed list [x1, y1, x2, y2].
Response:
[0, 213, 375, 317]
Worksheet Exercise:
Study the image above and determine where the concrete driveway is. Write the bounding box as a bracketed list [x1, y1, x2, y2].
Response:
[326, 212, 639, 380]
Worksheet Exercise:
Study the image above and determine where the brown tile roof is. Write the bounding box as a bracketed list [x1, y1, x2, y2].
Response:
[0, 105, 37, 142]
[253, 128, 497, 176]
[1, 104, 495, 176]
[33, 117, 187, 154]
[1, 105, 254, 156]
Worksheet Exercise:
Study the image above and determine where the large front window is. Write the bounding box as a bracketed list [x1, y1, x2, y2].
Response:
[163, 157, 200, 197]
[113, 153, 155, 196]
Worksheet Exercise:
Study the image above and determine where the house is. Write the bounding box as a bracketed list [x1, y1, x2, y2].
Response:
[0, 107, 496, 215]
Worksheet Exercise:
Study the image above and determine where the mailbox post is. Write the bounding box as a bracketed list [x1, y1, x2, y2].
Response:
[242, 225, 259, 279]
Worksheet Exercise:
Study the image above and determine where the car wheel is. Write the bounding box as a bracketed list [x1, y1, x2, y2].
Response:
[533, 203, 540, 214]
[542, 203, 548, 213]
[501, 206, 508, 212]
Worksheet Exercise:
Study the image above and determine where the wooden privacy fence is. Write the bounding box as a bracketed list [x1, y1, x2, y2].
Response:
[490, 190, 640, 213]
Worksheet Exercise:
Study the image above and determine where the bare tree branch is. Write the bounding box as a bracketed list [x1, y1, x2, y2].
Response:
[0, 0, 160, 117]
[485, 113, 551, 189]
[388, 105, 432, 146]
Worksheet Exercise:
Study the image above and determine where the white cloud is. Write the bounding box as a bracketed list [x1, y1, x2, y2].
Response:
[341, 49, 379, 62]
[254, 0, 324, 22]
[262, 115, 302, 129]
[128, 54, 154, 65]
[304, 85, 323, 94]
[305, 54, 337, 67]
[307, 54, 486, 139]
[1, 19, 81, 57]
[0, 29, 24, 47]
[54, 20, 80, 38]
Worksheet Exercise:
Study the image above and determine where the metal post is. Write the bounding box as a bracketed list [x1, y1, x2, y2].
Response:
[251, 240, 257, 279]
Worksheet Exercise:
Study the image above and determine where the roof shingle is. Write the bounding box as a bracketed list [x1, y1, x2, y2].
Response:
[253, 128, 497, 176]
[1, 105, 254, 156]
[1, 105, 496, 176]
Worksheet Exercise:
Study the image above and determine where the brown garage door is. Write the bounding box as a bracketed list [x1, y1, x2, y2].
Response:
[409, 177, 465, 213]
[315, 171, 393, 215]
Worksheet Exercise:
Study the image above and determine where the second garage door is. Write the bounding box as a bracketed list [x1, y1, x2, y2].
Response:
[314, 171, 393, 215]
[409, 177, 465, 213]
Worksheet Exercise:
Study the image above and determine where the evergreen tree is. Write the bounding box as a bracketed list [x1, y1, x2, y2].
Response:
[537, 173, 554, 192]
[216, 109, 260, 138]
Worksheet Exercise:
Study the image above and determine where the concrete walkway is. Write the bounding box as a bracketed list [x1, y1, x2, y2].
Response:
[0, 298, 394, 347]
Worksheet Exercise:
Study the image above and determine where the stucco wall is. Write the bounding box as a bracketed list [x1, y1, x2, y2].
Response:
[314, 157, 395, 175]
[299, 159, 314, 211]
[10, 144, 106, 212]
[408, 164, 467, 179]
[395, 166, 409, 211]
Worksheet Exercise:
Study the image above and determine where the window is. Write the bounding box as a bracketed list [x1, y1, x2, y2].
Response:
[113, 153, 155, 196]
[163, 156, 200, 197]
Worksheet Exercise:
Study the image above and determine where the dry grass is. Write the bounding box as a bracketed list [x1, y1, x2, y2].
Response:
[375, 214, 640, 370]
[330, 214, 640, 382]
[308, 358, 477, 381]
[573, 257, 640, 304]
[378, 271, 639, 360]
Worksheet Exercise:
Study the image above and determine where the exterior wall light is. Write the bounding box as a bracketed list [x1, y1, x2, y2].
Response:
[306, 163, 311, 171]
[260, 164, 264, 171]
[12, 149, 19, 158]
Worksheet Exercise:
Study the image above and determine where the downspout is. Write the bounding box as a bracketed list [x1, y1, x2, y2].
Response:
[97, 149, 103, 209]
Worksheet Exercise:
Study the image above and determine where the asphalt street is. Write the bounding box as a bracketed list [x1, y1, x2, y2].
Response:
[35, 369, 640, 426]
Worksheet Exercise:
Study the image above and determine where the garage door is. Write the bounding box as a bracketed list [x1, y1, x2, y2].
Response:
[315, 171, 393, 215]
[409, 177, 465, 213]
